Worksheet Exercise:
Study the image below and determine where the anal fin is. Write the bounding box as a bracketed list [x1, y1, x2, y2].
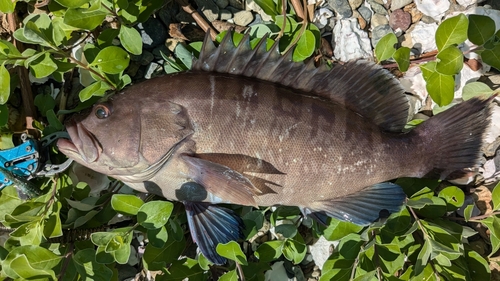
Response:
[184, 201, 244, 265]
[306, 182, 406, 226]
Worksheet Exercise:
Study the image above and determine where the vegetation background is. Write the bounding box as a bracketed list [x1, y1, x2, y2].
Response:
[0, 0, 499, 280]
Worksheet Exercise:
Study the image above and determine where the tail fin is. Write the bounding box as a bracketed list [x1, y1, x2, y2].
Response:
[412, 96, 495, 180]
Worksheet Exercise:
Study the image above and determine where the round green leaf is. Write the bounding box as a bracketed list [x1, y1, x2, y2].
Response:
[293, 29, 316, 62]
[414, 196, 448, 218]
[64, 8, 107, 30]
[425, 71, 455, 106]
[462, 82, 494, 100]
[111, 194, 144, 216]
[468, 14, 496, 46]
[0, 64, 10, 105]
[78, 81, 111, 102]
[119, 25, 143, 55]
[91, 46, 130, 74]
[394, 47, 411, 72]
[253, 0, 278, 16]
[219, 269, 238, 281]
[481, 44, 500, 71]
[255, 240, 284, 262]
[137, 200, 173, 229]
[283, 238, 307, 264]
[438, 186, 465, 210]
[147, 226, 168, 248]
[10, 255, 55, 280]
[466, 250, 491, 281]
[436, 46, 463, 75]
[54, 0, 90, 8]
[323, 219, 363, 241]
[435, 14, 468, 51]
[73, 248, 113, 280]
[97, 28, 120, 48]
[375, 33, 397, 62]
[29, 52, 57, 78]
[216, 241, 248, 265]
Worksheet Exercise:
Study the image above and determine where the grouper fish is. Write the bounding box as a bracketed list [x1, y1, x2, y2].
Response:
[57, 31, 494, 264]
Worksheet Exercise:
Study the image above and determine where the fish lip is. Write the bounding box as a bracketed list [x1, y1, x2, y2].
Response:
[57, 120, 102, 163]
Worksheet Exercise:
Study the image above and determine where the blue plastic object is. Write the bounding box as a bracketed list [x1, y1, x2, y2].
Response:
[0, 139, 39, 188]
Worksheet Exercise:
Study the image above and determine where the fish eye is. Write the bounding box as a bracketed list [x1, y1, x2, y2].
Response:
[94, 104, 111, 119]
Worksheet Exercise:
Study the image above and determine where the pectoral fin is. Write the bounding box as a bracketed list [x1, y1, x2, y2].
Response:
[182, 155, 258, 207]
[306, 182, 406, 226]
[184, 201, 244, 265]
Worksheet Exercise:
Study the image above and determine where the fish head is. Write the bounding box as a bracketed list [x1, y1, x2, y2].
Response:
[57, 90, 194, 179]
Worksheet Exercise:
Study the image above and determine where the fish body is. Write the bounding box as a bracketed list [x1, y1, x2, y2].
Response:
[58, 32, 493, 264]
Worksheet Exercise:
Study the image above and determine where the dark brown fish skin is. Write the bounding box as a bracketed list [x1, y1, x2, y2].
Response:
[60, 71, 433, 208]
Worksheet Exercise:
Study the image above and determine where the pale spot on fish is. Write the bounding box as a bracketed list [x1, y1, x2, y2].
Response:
[279, 148, 282, 153]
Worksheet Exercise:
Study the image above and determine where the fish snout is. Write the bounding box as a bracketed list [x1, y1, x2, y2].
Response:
[58, 120, 102, 163]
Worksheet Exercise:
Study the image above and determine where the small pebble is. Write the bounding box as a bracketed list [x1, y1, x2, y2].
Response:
[404, 3, 423, 23]
[144, 62, 161, 79]
[371, 13, 389, 27]
[215, 0, 229, 9]
[414, 0, 450, 21]
[194, 0, 219, 22]
[348, 0, 363, 9]
[219, 9, 233, 20]
[391, 0, 413, 11]
[229, 0, 244, 9]
[389, 9, 411, 31]
[135, 17, 167, 50]
[233, 10, 254, 26]
[371, 24, 393, 47]
[328, 0, 353, 18]
[368, 0, 388, 15]
[358, 6, 372, 23]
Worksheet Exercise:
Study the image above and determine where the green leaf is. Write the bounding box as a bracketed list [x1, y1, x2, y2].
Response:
[435, 14, 468, 51]
[43, 201, 63, 238]
[0, 104, 9, 127]
[462, 82, 495, 100]
[375, 33, 397, 62]
[0, 39, 21, 57]
[436, 46, 463, 75]
[119, 25, 143, 55]
[275, 224, 298, 238]
[293, 29, 316, 62]
[29, 52, 57, 78]
[23, 21, 50, 46]
[492, 181, 500, 211]
[0, 0, 16, 13]
[255, 240, 284, 262]
[97, 28, 120, 48]
[425, 71, 455, 106]
[73, 248, 113, 280]
[64, 8, 107, 30]
[0, 64, 10, 104]
[468, 14, 496, 46]
[34, 93, 56, 117]
[147, 226, 168, 248]
[111, 194, 144, 216]
[158, 258, 205, 281]
[5, 245, 62, 272]
[78, 81, 111, 102]
[216, 241, 248, 265]
[46, 109, 64, 130]
[323, 219, 363, 241]
[415, 240, 432, 275]
[54, 0, 90, 8]
[91, 46, 130, 74]
[438, 186, 465, 211]
[466, 250, 491, 281]
[394, 47, 411, 72]
[253, 0, 278, 16]
[219, 269, 238, 281]
[10, 255, 55, 280]
[174, 43, 194, 70]
[282, 235, 307, 264]
[137, 200, 173, 229]
[480, 216, 500, 256]
[481, 44, 500, 71]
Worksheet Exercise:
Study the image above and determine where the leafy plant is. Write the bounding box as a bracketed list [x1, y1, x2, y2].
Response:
[375, 14, 500, 106]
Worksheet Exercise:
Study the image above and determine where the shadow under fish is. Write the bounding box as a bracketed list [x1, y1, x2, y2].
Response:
[57, 31, 495, 265]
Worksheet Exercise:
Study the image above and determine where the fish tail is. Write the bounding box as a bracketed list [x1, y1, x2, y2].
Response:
[411, 95, 496, 180]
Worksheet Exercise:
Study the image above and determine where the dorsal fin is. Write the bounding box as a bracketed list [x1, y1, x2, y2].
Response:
[192, 31, 410, 132]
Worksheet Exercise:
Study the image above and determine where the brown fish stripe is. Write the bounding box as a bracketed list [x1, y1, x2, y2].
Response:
[58, 31, 494, 264]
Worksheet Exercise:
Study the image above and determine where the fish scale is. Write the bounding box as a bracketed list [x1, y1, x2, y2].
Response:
[58, 31, 494, 264]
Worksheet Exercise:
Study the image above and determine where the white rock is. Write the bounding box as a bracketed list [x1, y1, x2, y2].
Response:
[247, 0, 272, 21]
[485, 105, 500, 145]
[333, 18, 373, 62]
[414, 0, 450, 21]
[310, 236, 338, 269]
[483, 159, 497, 179]
[454, 63, 483, 100]
[314, 7, 334, 29]
[265, 261, 291, 281]
[391, 0, 413, 10]
[400, 64, 428, 108]
[457, 0, 477, 8]
[410, 21, 438, 53]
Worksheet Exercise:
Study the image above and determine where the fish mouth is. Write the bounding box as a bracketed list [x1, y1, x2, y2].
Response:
[57, 120, 103, 163]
